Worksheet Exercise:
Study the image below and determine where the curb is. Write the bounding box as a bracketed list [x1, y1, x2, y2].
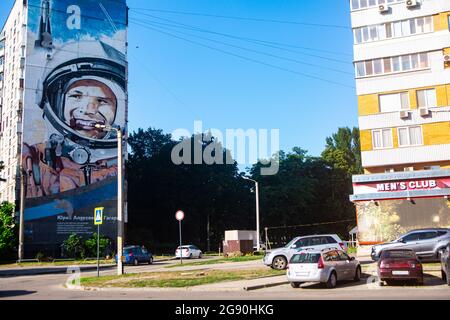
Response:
[244, 281, 289, 291]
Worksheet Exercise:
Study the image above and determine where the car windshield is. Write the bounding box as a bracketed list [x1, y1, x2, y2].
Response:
[382, 250, 415, 259]
[290, 253, 320, 264]
[285, 238, 298, 248]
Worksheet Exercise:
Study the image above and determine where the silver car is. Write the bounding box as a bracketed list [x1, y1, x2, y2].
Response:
[287, 248, 361, 289]
[371, 228, 450, 261]
[441, 243, 450, 286]
[263, 234, 347, 270]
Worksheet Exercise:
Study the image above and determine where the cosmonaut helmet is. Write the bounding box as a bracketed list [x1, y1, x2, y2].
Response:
[37, 40, 127, 150]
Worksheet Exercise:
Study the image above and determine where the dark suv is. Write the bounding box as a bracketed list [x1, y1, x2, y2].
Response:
[371, 228, 450, 262]
[116, 245, 153, 266]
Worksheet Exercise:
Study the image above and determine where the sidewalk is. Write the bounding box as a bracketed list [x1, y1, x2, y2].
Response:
[0, 257, 174, 277]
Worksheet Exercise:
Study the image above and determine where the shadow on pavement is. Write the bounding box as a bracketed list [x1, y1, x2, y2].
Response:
[0, 290, 36, 298]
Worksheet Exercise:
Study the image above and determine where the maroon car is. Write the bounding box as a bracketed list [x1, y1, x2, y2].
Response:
[378, 248, 424, 285]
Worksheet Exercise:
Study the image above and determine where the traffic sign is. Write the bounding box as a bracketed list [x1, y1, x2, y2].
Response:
[94, 207, 104, 225]
[175, 210, 185, 221]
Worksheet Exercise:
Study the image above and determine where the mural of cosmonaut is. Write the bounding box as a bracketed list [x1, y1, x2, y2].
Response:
[22, 0, 127, 257]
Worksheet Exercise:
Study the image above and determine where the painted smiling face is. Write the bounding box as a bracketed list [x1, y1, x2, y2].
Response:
[64, 79, 117, 139]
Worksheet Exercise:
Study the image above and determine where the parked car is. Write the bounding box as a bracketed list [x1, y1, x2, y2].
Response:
[371, 228, 450, 262]
[377, 248, 423, 286]
[263, 234, 347, 270]
[440, 243, 450, 286]
[175, 245, 203, 259]
[115, 245, 153, 266]
[287, 248, 361, 289]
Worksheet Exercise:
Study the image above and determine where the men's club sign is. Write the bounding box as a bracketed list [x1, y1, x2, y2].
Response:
[353, 178, 450, 195]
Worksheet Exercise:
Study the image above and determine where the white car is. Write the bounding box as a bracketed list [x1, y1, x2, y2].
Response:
[175, 245, 203, 259]
[263, 234, 348, 270]
[287, 248, 361, 289]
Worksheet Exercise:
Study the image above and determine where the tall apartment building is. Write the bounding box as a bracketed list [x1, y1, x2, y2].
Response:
[1, 0, 128, 258]
[349, 0, 450, 252]
[0, 2, 26, 204]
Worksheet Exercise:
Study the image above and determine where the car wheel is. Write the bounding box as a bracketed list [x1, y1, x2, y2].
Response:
[441, 269, 447, 281]
[385, 280, 394, 286]
[271, 256, 287, 270]
[325, 272, 337, 289]
[189, 254, 193, 259]
[416, 277, 424, 286]
[148, 257, 153, 265]
[354, 266, 361, 282]
[290, 282, 301, 288]
[199, 253, 202, 259]
[133, 259, 138, 266]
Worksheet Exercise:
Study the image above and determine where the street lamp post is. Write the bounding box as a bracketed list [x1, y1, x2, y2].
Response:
[95, 124, 124, 275]
[243, 176, 260, 252]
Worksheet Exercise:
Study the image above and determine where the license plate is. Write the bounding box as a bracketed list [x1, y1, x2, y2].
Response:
[296, 272, 309, 277]
[392, 270, 409, 275]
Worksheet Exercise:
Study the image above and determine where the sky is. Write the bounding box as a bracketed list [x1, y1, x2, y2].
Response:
[1, 0, 358, 162]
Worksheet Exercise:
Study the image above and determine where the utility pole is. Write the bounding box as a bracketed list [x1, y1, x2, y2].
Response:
[95, 124, 124, 275]
[242, 176, 261, 252]
[18, 167, 25, 262]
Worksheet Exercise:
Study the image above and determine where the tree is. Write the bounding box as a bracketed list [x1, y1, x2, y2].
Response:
[322, 127, 363, 176]
[0, 202, 16, 260]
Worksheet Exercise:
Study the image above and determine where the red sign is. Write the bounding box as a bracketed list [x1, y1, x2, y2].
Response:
[353, 177, 450, 195]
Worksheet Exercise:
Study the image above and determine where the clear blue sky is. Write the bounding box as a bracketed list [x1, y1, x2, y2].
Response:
[2, 0, 357, 158]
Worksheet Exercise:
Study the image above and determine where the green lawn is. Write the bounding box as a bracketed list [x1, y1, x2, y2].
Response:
[80, 268, 283, 288]
[165, 255, 262, 268]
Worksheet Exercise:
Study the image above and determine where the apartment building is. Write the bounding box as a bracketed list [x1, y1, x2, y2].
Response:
[1, 0, 128, 258]
[349, 0, 450, 250]
[0, 2, 26, 204]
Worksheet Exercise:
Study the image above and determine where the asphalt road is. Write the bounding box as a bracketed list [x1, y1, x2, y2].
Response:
[0, 258, 449, 300]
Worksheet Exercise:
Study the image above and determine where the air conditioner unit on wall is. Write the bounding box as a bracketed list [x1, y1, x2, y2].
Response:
[378, 4, 389, 13]
[406, 0, 419, 8]
[399, 110, 410, 119]
[419, 107, 430, 117]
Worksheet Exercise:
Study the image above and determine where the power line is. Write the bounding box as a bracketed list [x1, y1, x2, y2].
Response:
[131, 21, 355, 89]
[130, 7, 351, 30]
[130, 18, 353, 76]
[130, 10, 353, 60]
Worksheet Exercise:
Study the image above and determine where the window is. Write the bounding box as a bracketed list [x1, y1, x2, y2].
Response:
[398, 126, 423, 147]
[355, 53, 429, 78]
[418, 231, 438, 240]
[402, 233, 420, 242]
[323, 251, 339, 262]
[417, 89, 436, 108]
[353, 16, 434, 44]
[372, 129, 393, 149]
[337, 251, 351, 261]
[379, 92, 409, 113]
[290, 253, 320, 264]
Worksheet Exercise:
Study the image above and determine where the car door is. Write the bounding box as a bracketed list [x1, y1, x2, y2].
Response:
[337, 251, 354, 280]
[399, 232, 421, 252]
[326, 250, 343, 278]
[308, 236, 329, 251]
[415, 231, 438, 256]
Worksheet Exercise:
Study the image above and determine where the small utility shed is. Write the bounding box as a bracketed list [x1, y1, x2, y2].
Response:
[223, 230, 256, 255]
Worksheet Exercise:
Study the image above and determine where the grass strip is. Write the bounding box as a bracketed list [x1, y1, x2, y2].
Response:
[165, 255, 262, 269]
[80, 268, 283, 288]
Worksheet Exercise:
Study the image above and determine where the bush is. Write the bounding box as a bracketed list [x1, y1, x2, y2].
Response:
[62, 234, 85, 259]
[36, 252, 45, 262]
[84, 233, 111, 258]
[0, 202, 17, 260]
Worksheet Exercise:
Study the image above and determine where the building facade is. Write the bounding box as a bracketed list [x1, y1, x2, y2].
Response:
[349, 0, 450, 251]
[1, 0, 128, 258]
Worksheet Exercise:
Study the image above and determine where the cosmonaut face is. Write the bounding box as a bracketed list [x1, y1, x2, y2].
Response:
[63, 79, 117, 139]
